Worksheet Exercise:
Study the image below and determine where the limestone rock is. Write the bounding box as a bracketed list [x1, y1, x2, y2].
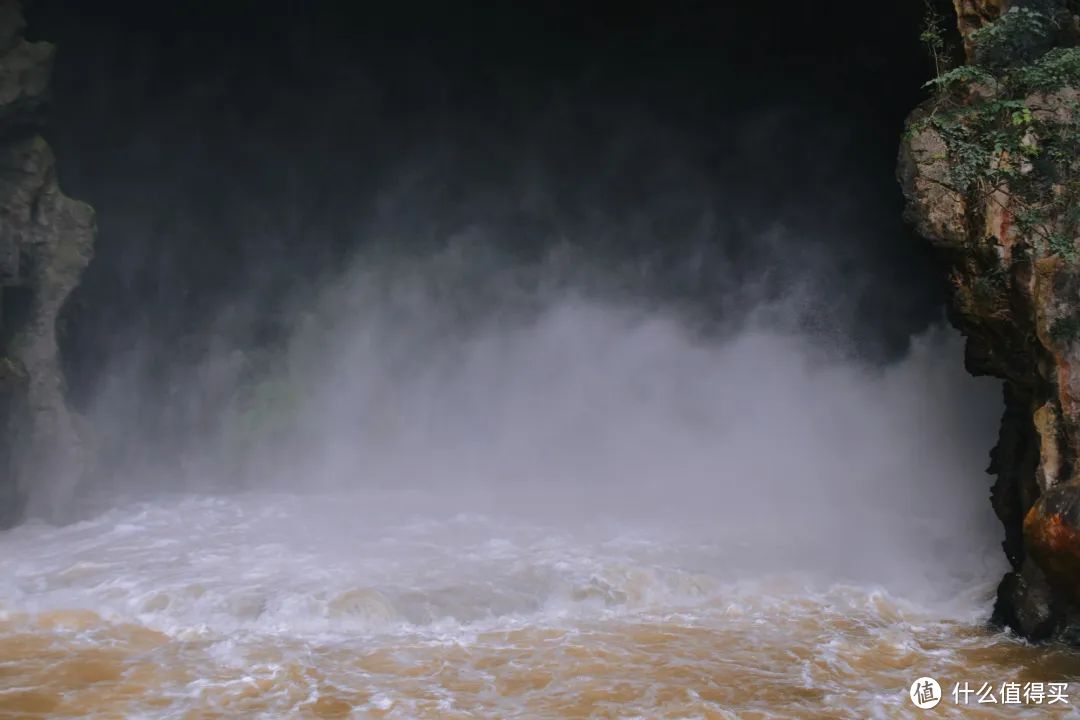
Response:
[900, 0, 1080, 641]
[0, 1, 94, 524]
[1025, 484, 1080, 600]
[897, 112, 968, 247]
[953, 1, 1011, 61]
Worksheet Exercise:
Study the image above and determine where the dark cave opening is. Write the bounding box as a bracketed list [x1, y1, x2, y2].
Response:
[21, 0, 973, 482]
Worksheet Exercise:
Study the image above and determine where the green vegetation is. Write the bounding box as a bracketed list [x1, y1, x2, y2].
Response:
[915, 6, 1080, 261]
[920, 0, 956, 79]
[969, 6, 1052, 68]
[1050, 314, 1080, 344]
[972, 263, 1010, 303]
[1012, 46, 1080, 91]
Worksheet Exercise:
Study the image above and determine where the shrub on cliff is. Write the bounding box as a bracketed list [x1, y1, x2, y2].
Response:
[971, 6, 1054, 68]
[913, 5, 1079, 262]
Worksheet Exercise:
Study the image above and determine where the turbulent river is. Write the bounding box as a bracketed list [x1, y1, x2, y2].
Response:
[2, 490, 1080, 719]
[4, 284, 1080, 718]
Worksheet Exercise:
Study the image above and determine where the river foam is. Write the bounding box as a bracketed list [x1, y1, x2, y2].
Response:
[5, 252, 1075, 717]
[2, 491, 1076, 719]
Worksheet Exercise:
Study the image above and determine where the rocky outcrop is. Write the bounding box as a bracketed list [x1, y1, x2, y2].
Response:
[900, 0, 1080, 639]
[954, 0, 1010, 59]
[0, 0, 94, 525]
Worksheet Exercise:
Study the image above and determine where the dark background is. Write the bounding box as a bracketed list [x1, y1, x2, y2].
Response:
[25, 0, 954, 451]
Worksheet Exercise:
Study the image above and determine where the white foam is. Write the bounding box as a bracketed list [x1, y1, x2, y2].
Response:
[0, 492, 998, 643]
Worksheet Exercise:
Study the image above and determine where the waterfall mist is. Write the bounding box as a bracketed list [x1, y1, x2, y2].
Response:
[47, 229, 1006, 600]
[25, 0, 1004, 600]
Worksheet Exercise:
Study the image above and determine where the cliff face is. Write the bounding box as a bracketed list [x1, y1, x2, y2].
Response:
[900, 0, 1080, 639]
[0, 0, 93, 525]
[954, 1, 1011, 57]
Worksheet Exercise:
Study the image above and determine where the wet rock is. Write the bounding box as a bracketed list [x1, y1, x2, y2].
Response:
[1024, 484, 1080, 600]
[899, 0, 1080, 642]
[0, 1, 94, 525]
[897, 111, 968, 247]
[0, 30, 51, 131]
[992, 560, 1056, 640]
[953, 1, 1010, 61]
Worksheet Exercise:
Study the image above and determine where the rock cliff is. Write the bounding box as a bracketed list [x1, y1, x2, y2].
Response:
[0, 0, 93, 526]
[900, 0, 1080, 639]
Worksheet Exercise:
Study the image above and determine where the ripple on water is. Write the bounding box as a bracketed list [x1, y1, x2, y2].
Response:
[0, 493, 1078, 718]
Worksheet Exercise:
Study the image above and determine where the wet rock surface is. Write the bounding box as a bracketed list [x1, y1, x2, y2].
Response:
[0, 0, 93, 525]
[900, 0, 1080, 640]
